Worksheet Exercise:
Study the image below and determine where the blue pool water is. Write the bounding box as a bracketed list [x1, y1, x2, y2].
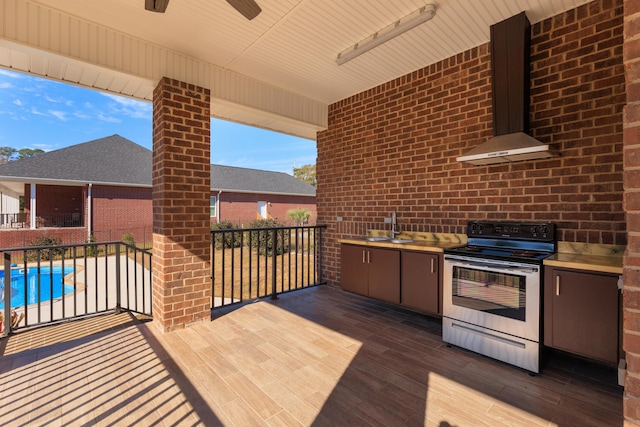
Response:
[0, 266, 75, 309]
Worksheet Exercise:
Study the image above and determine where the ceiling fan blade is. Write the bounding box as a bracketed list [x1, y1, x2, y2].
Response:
[225, 0, 262, 20]
[145, 0, 170, 13]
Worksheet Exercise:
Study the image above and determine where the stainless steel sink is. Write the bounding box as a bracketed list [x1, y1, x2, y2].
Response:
[365, 237, 389, 242]
[389, 239, 414, 244]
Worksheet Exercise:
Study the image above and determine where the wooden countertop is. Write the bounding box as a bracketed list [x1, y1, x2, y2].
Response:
[543, 242, 624, 275]
[339, 231, 466, 253]
[341, 233, 624, 274]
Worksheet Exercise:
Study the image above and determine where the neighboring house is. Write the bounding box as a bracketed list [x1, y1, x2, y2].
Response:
[211, 164, 316, 226]
[0, 135, 316, 248]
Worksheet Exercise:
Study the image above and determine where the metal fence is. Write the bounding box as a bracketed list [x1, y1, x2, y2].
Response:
[0, 223, 325, 333]
[0, 241, 152, 336]
[0, 213, 27, 228]
[0, 212, 83, 228]
[211, 225, 326, 309]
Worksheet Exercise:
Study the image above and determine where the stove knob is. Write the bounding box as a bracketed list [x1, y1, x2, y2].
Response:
[531, 226, 538, 236]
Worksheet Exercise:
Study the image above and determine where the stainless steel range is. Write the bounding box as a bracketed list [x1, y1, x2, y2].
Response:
[442, 221, 555, 373]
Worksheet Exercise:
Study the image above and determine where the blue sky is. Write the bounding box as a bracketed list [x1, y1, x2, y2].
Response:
[0, 69, 316, 174]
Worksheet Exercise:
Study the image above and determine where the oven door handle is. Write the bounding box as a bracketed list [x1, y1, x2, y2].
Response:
[446, 257, 538, 274]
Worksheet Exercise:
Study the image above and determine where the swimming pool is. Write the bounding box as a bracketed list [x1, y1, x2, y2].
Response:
[0, 266, 75, 309]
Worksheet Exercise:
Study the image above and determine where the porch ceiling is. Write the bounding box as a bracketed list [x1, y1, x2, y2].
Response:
[0, 0, 592, 139]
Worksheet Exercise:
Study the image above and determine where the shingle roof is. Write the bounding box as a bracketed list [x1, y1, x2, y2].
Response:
[0, 134, 315, 196]
[0, 134, 152, 186]
[211, 164, 315, 196]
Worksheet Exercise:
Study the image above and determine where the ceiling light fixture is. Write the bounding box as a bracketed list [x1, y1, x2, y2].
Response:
[336, 4, 436, 66]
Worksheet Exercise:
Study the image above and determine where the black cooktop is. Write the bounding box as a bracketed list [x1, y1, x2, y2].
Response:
[444, 221, 556, 264]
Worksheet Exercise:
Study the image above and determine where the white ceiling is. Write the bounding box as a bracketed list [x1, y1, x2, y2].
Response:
[0, 0, 594, 139]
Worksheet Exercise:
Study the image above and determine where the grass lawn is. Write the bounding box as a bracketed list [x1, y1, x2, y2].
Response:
[212, 246, 318, 303]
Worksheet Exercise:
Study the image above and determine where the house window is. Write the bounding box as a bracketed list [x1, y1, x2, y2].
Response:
[210, 196, 217, 217]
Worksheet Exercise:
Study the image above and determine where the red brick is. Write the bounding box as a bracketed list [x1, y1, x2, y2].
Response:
[152, 77, 211, 332]
[318, 0, 626, 289]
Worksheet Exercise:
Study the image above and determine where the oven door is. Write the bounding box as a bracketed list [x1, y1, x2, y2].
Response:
[443, 255, 540, 342]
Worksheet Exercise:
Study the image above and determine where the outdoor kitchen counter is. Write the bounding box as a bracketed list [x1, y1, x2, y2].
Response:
[339, 231, 467, 252]
[543, 242, 624, 275]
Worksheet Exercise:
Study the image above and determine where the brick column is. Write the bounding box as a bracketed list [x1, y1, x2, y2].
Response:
[152, 77, 211, 332]
[625, 0, 640, 423]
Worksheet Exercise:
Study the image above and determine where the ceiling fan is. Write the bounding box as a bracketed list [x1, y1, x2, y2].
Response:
[144, 0, 262, 20]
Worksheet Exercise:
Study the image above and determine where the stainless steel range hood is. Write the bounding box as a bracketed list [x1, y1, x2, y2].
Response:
[456, 133, 552, 166]
[457, 12, 554, 166]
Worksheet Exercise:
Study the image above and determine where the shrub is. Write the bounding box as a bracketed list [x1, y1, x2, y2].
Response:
[86, 234, 97, 257]
[286, 207, 311, 226]
[211, 220, 243, 249]
[248, 218, 289, 256]
[122, 233, 136, 247]
[26, 236, 64, 261]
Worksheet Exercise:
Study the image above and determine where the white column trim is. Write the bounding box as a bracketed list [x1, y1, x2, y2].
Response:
[30, 183, 36, 230]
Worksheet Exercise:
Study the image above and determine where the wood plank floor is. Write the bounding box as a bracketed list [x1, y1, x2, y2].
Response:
[0, 285, 623, 426]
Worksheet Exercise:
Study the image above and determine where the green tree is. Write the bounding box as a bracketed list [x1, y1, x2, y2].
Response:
[0, 147, 16, 164]
[0, 146, 44, 163]
[17, 148, 44, 159]
[287, 207, 311, 226]
[293, 163, 316, 186]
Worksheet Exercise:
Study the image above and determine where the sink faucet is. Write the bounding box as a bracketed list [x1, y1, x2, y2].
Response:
[391, 210, 401, 238]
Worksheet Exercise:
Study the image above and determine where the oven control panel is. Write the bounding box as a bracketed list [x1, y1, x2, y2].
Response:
[467, 221, 555, 241]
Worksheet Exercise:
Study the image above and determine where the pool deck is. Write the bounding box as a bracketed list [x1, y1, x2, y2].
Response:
[4, 254, 152, 329]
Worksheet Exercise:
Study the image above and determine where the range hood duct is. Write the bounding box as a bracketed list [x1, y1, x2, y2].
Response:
[457, 12, 553, 166]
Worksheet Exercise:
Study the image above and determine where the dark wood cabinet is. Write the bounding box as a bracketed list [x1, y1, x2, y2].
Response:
[340, 244, 370, 295]
[340, 244, 400, 304]
[544, 267, 621, 364]
[401, 251, 440, 315]
[368, 248, 400, 304]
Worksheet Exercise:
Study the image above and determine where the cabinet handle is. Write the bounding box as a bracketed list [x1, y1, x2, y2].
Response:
[430, 258, 434, 274]
[362, 250, 366, 264]
[556, 275, 560, 296]
[367, 250, 371, 264]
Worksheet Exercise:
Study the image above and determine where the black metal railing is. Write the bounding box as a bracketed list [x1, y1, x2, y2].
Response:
[211, 225, 326, 309]
[0, 213, 27, 228]
[36, 213, 84, 228]
[0, 213, 84, 229]
[0, 241, 152, 336]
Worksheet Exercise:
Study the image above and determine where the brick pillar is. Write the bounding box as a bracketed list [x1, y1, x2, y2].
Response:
[152, 77, 211, 332]
[625, 0, 640, 423]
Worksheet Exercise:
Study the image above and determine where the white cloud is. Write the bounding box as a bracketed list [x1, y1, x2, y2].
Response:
[0, 69, 22, 78]
[97, 113, 121, 123]
[30, 107, 47, 116]
[13, 99, 22, 106]
[49, 110, 68, 121]
[100, 93, 151, 119]
[31, 143, 54, 152]
[0, 82, 12, 89]
[73, 111, 90, 120]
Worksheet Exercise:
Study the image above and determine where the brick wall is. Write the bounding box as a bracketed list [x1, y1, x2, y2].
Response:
[317, 0, 625, 287]
[92, 185, 152, 244]
[152, 77, 211, 332]
[0, 228, 87, 249]
[217, 191, 316, 226]
[24, 184, 84, 217]
[623, 0, 640, 422]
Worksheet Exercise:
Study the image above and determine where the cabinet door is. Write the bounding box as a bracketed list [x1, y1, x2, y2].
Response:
[401, 251, 440, 314]
[340, 244, 369, 296]
[544, 268, 619, 363]
[368, 247, 401, 304]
